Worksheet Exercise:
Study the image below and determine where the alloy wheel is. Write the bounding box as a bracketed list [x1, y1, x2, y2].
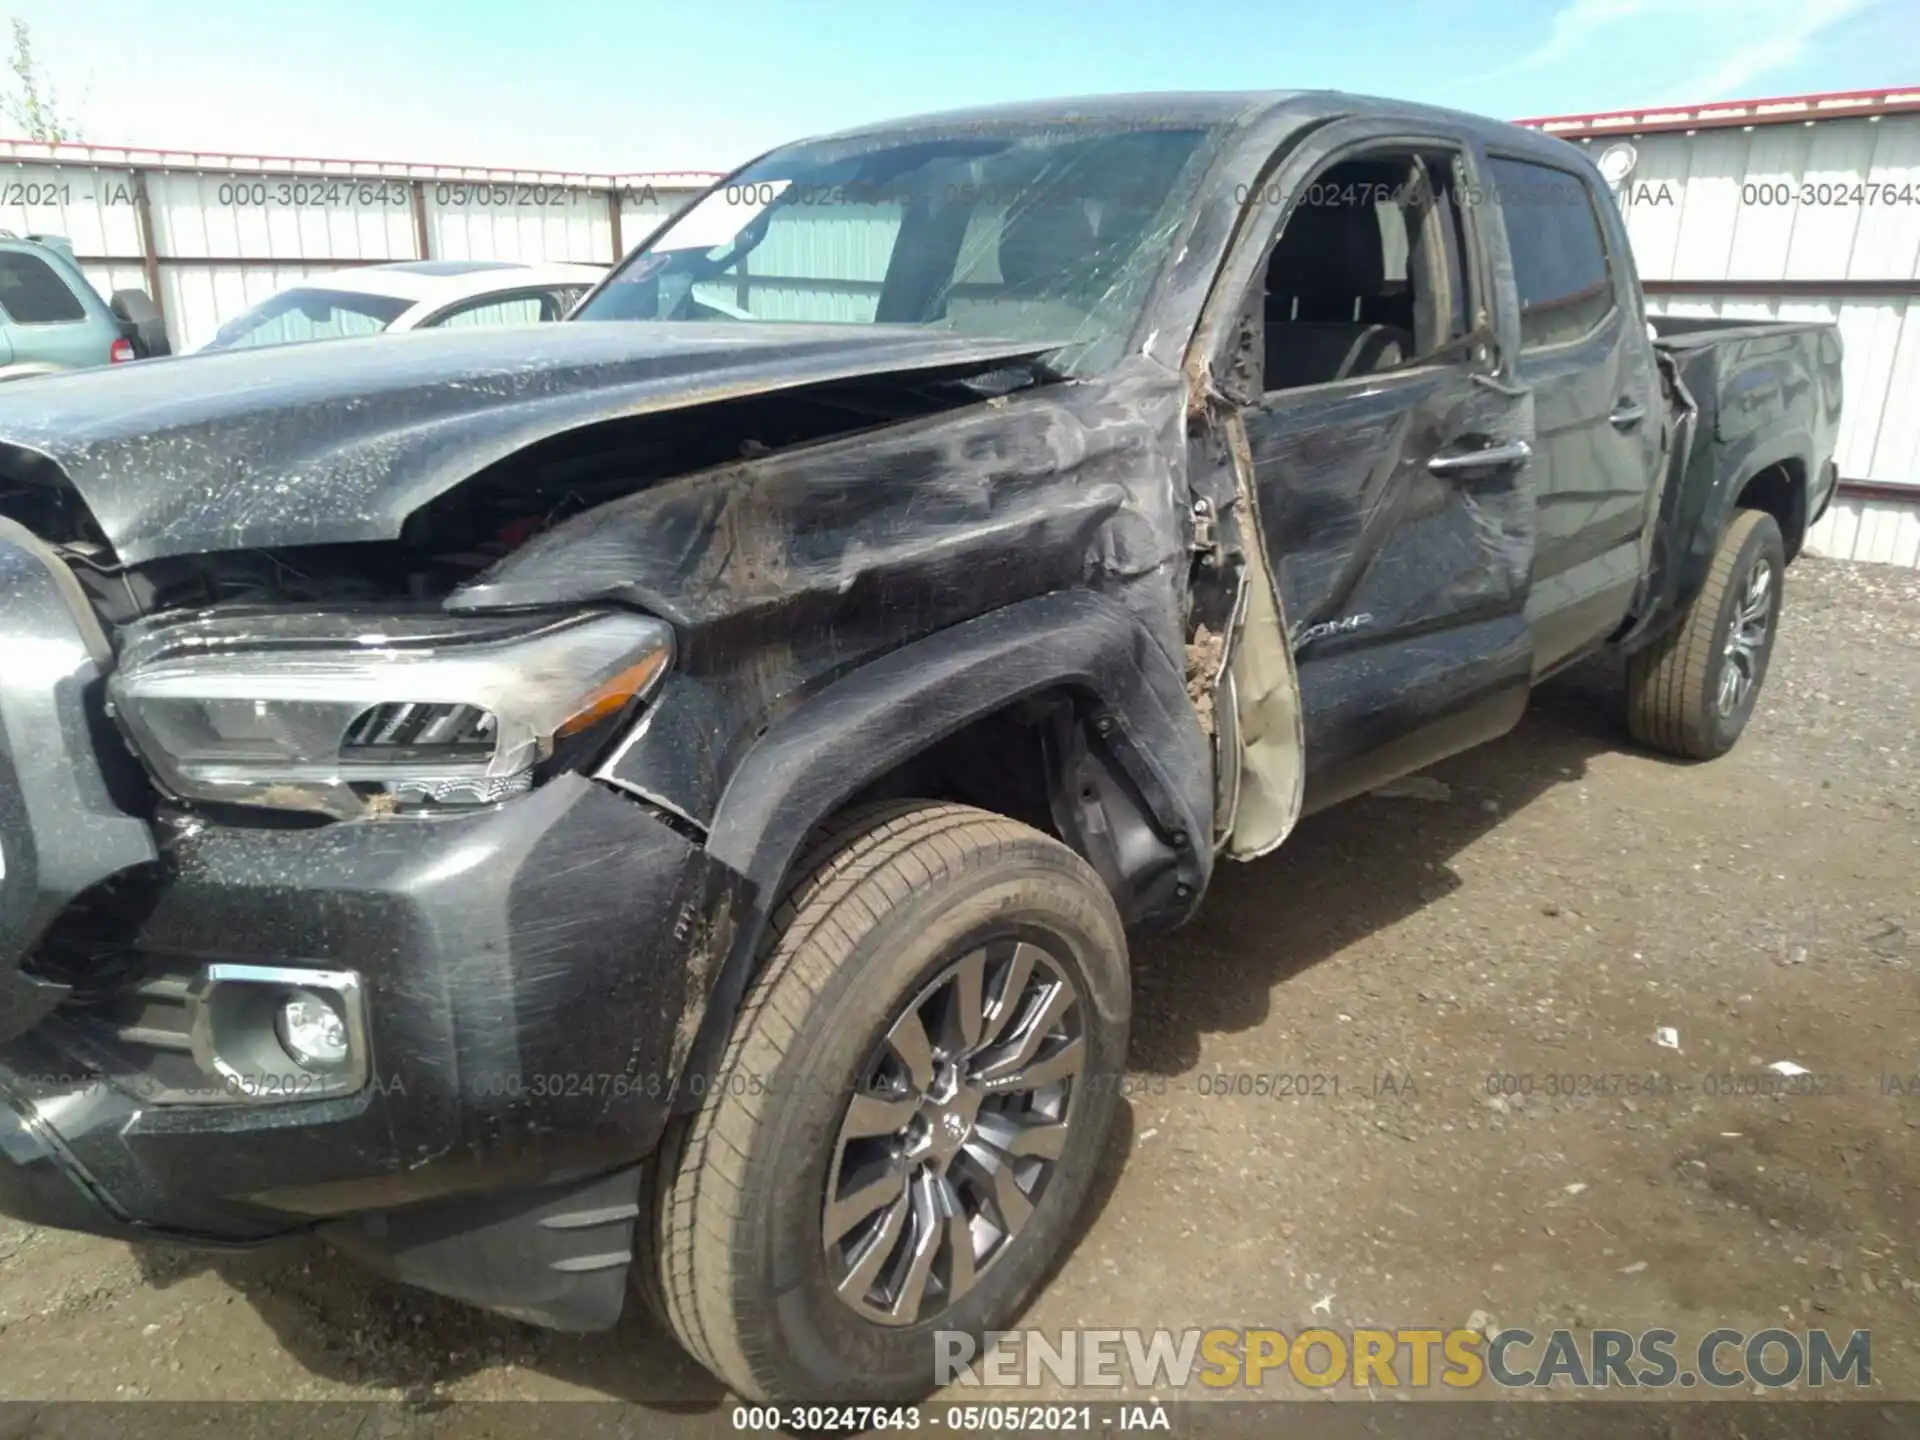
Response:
[822, 938, 1085, 1327]
[1718, 557, 1774, 717]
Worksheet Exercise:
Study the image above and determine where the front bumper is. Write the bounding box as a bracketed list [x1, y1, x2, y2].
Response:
[0, 773, 742, 1319]
[0, 515, 744, 1327]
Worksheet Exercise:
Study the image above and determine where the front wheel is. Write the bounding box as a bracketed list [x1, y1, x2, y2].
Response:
[1627, 507, 1786, 759]
[646, 801, 1129, 1402]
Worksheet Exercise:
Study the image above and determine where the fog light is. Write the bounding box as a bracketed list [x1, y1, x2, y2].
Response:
[276, 990, 350, 1070]
[183, 965, 368, 1106]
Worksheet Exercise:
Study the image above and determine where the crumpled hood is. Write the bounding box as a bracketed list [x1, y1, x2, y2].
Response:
[0, 321, 1054, 564]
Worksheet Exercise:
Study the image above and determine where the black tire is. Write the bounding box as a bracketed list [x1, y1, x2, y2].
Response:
[1627, 507, 1786, 759]
[647, 800, 1129, 1403]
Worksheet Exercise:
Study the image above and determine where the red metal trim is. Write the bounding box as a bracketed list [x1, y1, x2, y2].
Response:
[0, 134, 722, 186]
[1515, 85, 1920, 136]
[1836, 478, 1920, 503]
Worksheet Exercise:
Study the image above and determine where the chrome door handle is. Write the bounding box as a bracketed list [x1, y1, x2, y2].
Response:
[1428, 439, 1533, 475]
[1610, 400, 1647, 429]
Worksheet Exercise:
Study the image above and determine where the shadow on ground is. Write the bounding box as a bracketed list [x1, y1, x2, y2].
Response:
[128, 1053, 1141, 1405]
[1128, 658, 1646, 1074]
[134, 1230, 720, 1404]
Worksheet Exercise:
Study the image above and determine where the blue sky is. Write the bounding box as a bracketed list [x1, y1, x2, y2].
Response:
[9, 0, 1914, 173]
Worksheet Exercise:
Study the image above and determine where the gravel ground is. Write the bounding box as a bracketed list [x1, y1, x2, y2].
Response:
[0, 556, 1914, 1421]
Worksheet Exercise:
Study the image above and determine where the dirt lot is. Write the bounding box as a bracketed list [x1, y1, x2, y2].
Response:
[0, 556, 1914, 1422]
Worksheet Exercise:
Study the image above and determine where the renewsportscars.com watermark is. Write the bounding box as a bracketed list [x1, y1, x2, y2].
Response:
[935, 1326, 1872, 1391]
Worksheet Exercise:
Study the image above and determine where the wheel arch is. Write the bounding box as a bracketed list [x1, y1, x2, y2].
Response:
[678, 589, 1212, 1106]
[1734, 456, 1810, 561]
[1664, 437, 1814, 626]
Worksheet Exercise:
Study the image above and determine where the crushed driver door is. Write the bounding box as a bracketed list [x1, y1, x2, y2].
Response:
[1191, 119, 1540, 857]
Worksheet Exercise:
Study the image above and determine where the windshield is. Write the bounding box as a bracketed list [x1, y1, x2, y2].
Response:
[201, 287, 412, 352]
[575, 123, 1216, 372]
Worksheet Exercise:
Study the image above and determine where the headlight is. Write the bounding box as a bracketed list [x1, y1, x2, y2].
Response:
[108, 607, 671, 819]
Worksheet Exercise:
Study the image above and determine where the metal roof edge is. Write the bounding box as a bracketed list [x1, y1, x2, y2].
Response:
[0, 136, 723, 186]
[1514, 86, 1920, 136]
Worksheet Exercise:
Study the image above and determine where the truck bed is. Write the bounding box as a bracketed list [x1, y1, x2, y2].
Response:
[1627, 311, 1843, 652]
[1646, 313, 1842, 465]
[1648, 312, 1840, 351]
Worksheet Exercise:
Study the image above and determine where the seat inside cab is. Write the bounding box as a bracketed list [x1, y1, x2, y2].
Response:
[1262, 154, 1465, 392]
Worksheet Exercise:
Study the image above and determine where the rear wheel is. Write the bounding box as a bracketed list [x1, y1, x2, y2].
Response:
[1626, 507, 1785, 758]
[647, 801, 1129, 1402]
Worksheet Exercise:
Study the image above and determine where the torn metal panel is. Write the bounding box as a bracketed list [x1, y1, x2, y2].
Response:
[698, 589, 1213, 925]
[0, 323, 1058, 564]
[466, 357, 1209, 837]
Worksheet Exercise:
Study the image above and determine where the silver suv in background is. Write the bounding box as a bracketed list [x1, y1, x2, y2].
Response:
[0, 232, 168, 379]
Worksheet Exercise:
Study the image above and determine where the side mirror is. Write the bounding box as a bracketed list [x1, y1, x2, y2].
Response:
[109, 289, 172, 358]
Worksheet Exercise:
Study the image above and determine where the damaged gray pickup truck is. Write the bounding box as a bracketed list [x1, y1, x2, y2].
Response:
[0, 91, 1841, 1401]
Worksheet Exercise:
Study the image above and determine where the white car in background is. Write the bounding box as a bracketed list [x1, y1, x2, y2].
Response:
[197, 259, 606, 352]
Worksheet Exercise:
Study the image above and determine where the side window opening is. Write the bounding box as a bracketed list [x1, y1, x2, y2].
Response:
[1485, 154, 1614, 350]
[428, 293, 553, 329]
[1260, 151, 1473, 395]
[0, 250, 89, 325]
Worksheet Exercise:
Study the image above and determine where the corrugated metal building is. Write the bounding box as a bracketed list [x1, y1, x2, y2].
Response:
[5, 90, 1918, 567]
[0, 138, 718, 352]
[1518, 87, 1920, 569]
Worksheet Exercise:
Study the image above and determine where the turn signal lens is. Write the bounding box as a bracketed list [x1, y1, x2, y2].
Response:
[555, 650, 671, 739]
